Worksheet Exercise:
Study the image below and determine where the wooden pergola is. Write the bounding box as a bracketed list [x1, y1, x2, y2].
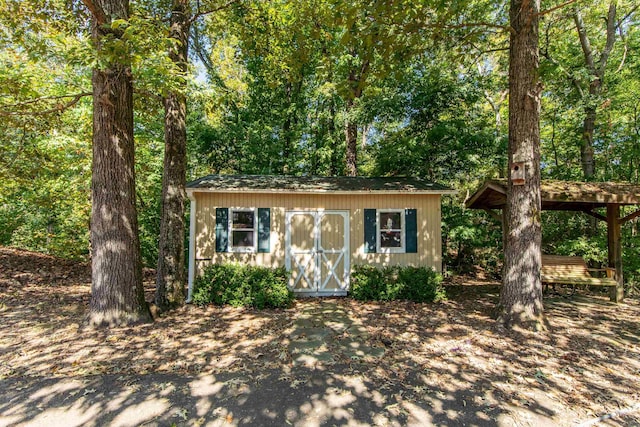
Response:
[466, 180, 640, 302]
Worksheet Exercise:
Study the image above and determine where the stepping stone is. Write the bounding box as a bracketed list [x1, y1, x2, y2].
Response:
[289, 340, 327, 354]
[325, 319, 351, 333]
[290, 327, 330, 341]
[340, 341, 386, 359]
[292, 352, 334, 367]
[298, 311, 320, 319]
[290, 340, 335, 367]
[345, 325, 369, 338]
[293, 318, 319, 329]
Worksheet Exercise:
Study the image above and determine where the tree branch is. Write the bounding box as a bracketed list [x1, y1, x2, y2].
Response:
[615, 20, 627, 73]
[574, 6, 596, 74]
[81, 0, 109, 26]
[403, 19, 514, 36]
[597, 2, 617, 78]
[190, 0, 239, 24]
[619, 4, 639, 24]
[537, 0, 580, 18]
[190, 24, 214, 73]
[435, 21, 514, 35]
[479, 46, 510, 54]
[0, 93, 92, 117]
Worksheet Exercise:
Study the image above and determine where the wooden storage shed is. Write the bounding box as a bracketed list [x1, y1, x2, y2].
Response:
[186, 175, 454, 299]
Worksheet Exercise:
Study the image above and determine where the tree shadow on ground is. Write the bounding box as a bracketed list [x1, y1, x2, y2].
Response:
[0, 366, 556, 426]
[1, 252, 639, 426]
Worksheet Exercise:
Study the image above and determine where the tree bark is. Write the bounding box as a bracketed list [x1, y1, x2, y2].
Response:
[580, 98, 597, 180]
[282, 82, 293, 174]
[344, 59, 368, 177]
[329, 100, 340, 176]
[155, 0, 190, 310]
[345, 101, 358, 176]
[498, 0, 546, 330]
[574, 2, 617, 181]
[86, 0, 151, 326]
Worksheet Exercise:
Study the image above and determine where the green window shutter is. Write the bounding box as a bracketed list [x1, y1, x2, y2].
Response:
[364, 209, 377, 253]
[257, 208, 271, 253]
[215, 207, 229, 252]
[405, 209, 417, 253]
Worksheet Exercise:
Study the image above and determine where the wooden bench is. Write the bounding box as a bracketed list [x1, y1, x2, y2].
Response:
[541, 255, 617, 290]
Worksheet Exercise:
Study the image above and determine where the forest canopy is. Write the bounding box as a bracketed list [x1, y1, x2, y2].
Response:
[1, 0, 639, 292]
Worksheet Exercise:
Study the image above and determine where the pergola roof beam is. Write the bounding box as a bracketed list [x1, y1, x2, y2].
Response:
[620, 209, 640, 225]
[582, 209, 607, 222]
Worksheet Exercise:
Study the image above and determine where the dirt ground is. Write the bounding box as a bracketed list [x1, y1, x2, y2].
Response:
[1, 246, 639, 426]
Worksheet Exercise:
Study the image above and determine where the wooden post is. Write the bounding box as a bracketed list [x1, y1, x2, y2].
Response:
[607, 204, 623, 302]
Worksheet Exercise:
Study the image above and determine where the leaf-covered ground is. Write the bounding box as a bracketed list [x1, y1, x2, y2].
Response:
[1, 246, 639, 426]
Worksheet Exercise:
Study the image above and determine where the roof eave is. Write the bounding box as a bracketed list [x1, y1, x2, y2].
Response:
[465, 180, 505, 209]
[186, 188, 457, 196]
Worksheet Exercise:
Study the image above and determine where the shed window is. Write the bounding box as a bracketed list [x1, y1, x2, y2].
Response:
[216, 207, 270, 253]
[364, 208, 417, 254]
[230, 209, 257, 252]
[377, 210, 405, 252]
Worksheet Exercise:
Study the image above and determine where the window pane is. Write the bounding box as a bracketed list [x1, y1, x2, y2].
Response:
[380, 231, 402, 247]
[233, 211, 254, 229]
[380, 212, 401, 231]
[233, 230, 254, 247]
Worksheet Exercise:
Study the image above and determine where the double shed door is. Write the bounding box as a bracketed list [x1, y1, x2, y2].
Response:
[285, 210, 350, 296]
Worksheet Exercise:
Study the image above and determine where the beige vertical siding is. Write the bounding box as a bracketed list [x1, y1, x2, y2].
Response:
[193, 192, 443, 276]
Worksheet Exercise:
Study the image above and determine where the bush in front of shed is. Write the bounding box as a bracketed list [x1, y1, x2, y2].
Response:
[192, 264, 293, 308]
[350, 265, 445, 302]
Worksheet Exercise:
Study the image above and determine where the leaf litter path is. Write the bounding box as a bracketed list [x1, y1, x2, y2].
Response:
[1, 246, 640, 426]
[289, 300, 384, 367]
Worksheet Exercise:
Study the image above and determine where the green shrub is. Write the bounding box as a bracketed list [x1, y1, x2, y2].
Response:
[349, 265, 387, 300]
[192, 263, 293, 309]
[350, 265, 445, 303]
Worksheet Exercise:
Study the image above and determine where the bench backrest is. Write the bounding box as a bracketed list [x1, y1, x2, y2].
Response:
[541, 255, 590, 278]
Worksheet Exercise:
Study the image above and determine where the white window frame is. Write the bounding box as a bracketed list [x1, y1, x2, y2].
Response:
[229, 208, 258, 253]
[376, 209, 405, 253]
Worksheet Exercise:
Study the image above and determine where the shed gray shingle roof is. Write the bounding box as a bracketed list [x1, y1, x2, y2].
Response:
[187, 175, 454, 194]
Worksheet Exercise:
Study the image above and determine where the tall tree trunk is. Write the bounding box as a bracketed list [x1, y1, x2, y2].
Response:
[582, 103, 598, 234]
[345, 99, 357, 176]
[329, 100, 340, 176]
[344, 60, 367, 177]
[581, 101, 597, 180]
[574, 2, 617, 181]
[498, 0, 546, 330]
[282, 82, 293, 174]
[155, 0, 189, 310]
[85, 0, 151, 327]
[361, 124, 368, 150]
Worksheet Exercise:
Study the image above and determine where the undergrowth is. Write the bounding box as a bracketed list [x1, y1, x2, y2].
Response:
[350, 265, 445, 302]
[192, 263, 293, 309]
